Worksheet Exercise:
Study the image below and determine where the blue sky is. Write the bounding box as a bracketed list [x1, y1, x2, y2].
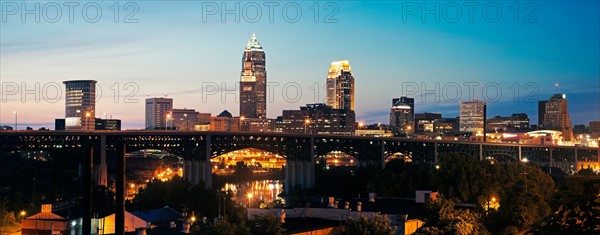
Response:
[1, 0, 598, 129]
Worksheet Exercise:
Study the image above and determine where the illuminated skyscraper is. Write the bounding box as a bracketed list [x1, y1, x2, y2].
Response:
[63, 80, 97, 130]
[389, 97, 414, 135]
[326, 60, 355, 111]
[459, 99, 487, 136]
[145, 97, 173, 130]
[240, 33, 267, 118]
[540, 94, 573, 141]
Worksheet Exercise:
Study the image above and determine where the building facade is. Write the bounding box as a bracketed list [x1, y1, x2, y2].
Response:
[95, 119, 121, 130]
[282, 103, 355, 135]
[240, 33, 267, 118]
[459, 99, 486, 135]
[326, 60, 355, 111]
[540, 94, 573, 141]
[415, 112, 442, 133]
[434, 118, 460, 133]
[171, 109, 200, 131]
[63, 80, 97, 130]
[389, 97, 415, 135]
[486, 113, 530, 132]
[590, 121, 600, 138]
[145, 97, 173, 130]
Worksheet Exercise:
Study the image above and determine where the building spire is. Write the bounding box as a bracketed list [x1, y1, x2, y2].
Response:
[245, 33, 263, 51]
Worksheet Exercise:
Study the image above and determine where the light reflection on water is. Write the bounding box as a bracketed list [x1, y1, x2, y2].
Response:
[222, 180, 284, 204]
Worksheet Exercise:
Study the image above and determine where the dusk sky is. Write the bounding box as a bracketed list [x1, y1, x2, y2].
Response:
[1, 1, 598, 130]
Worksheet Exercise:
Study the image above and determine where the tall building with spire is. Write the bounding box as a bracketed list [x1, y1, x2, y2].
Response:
[326, 60, 355, 111]
[240, 33, 267, 118]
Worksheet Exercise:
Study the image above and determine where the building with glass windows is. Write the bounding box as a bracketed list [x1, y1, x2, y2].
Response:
[63, 80, 97, 130]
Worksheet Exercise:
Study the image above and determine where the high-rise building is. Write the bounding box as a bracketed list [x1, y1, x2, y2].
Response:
[459, 99, 486, 135]
[63, 80, 97, 130]
[326, 60, 355, 111]
[486, 113, 530, 132]
[538, 100, 547, 127]
[389, 97, 415, 135]
[541, 94, 573, 141]
[240, 33, 267, 118]
[145, 97, 173, 130]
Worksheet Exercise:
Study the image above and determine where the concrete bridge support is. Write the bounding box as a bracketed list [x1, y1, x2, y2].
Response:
[95, 135, 108, 186]
[184, 159, 213, 188]
[183, 135, 213, 189]
[284, 159, 315, 193]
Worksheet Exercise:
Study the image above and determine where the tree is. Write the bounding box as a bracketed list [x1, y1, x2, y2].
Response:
[336, 214, 396, 235]
[248, 214, 285, 235]
[368, 159, 434, 197]
[195, 216, 250, 235]
[495, 164, 555, 228]
[433, 153, 487, 203]
[533, 195, 600, 233]
[416, 195, 489, 235]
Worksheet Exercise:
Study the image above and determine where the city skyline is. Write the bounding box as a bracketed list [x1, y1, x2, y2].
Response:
[1, 1, 599, 129]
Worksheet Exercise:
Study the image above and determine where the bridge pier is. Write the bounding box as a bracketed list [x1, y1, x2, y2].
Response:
[115, 144, 126, 235]
[284, 158, 315, 193]
[96, 135, 108, 186]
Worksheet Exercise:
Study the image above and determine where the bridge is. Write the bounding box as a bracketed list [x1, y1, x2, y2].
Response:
[1, 131, 598, 235]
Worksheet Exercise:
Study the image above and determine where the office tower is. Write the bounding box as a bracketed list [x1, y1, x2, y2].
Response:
[326, 60, 355, 110]
[63, 80, 97, 130]
[389, 97, 415, 135]
[538, 100, 547, 127]
[541, 94, 573, 141]
[240, 33, 267, 118]
[459, 99, 487, 135]
[486, 113, 530, 132]
[145, 97, 173, 130]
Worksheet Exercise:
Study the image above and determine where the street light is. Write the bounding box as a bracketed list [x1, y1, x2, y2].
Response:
[166, 113, 172, 130]
[240, 116, 246, 132]
[85, 112, 91, 131]
[13, 111, 17, 131]
[358, 122, 364, 130]
[247, 193, 253, 208]
[487, 196, 497, 215]
[184, 113, 188, 131]
[304, 118, 311, 134]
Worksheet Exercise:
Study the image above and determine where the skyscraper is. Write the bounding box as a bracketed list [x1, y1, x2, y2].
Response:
[63, 80, 97, 130]
[538, 100, 547, 127]
[240, 33, 267, 118]
[459, 99, 487, 136]
[541, 94, 573, 141]
[145, 97, 173, 130]
[326, 60, 355, 111]
[389, 97, 415, 135]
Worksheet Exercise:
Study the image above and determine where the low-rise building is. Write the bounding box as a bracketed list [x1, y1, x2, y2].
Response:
[282, 103, 355, 135]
